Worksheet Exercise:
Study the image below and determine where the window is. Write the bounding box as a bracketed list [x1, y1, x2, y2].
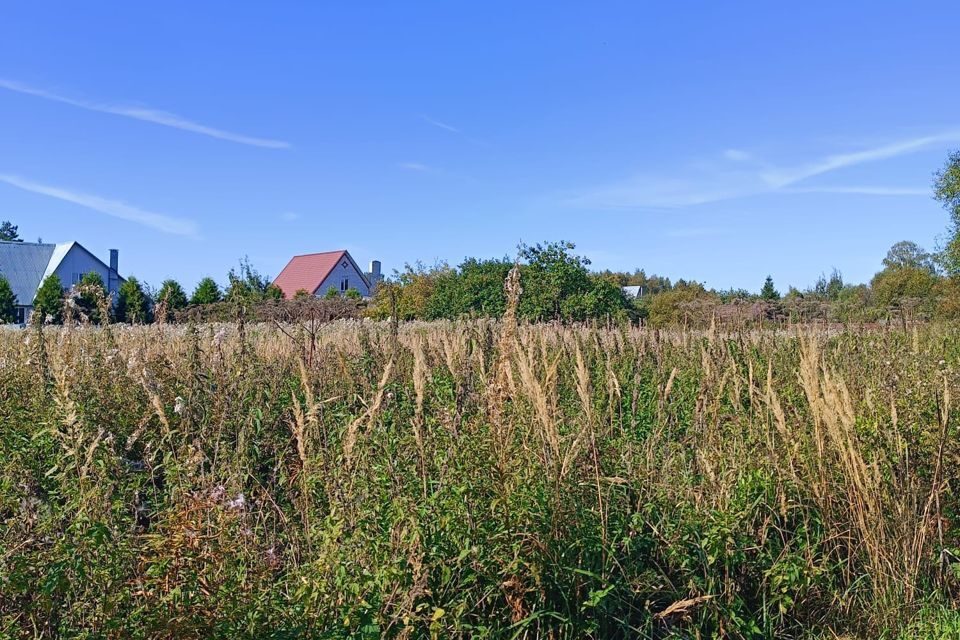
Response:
[340, 277, 349, 292]
[15, 307, 25, 325]
[73, 273, 84, 285]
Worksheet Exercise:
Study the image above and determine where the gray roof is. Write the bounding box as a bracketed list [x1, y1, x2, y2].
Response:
[0, 241, 56, 306]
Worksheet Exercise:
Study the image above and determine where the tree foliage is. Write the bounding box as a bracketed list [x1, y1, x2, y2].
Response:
[226, 257, 276, 304]
[517, 241, 594, 321]
[883, 241, 935, 273]
[813, 270, 846, 301]
[76, 272, 108, 324]
[760, 276, 780, 301]
[157, 279, 188, 310]
[0, 276, 16, 323]
[191, 277, 222, 305]
[645, 281, 717, 328]
[871, 264, 937, 311]
[116, 277, 151, 324]
[33, 274, 64, 324]
[0, 221, 21, 242]
[427, 258, 512, 319]
[934, 150, 960, 275]
[369, 243, 629, 323]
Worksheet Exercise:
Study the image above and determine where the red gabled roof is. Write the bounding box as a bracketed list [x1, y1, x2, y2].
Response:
[273, 250, 349, 299]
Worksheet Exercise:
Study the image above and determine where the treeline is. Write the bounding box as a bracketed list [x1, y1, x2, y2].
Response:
[367, 241, 627, 323]
[364, 151, 960, 327]
[362, 238, 959, 328]
[0, 253, 356, 326]
[3, 151, 960, 328]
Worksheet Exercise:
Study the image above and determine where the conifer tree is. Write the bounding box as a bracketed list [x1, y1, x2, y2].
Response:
[34, 274, 65, 324]
[0, 275, 16, 323]
[760, 275, 780, 301]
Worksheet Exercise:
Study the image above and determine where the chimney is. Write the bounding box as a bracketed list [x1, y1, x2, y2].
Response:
[108, 249, 119, 294]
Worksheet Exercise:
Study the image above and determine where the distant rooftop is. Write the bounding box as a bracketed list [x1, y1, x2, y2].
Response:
[0, 241, 58, 305]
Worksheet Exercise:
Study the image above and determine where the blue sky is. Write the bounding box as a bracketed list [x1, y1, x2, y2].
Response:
[1, 2, 957, 293]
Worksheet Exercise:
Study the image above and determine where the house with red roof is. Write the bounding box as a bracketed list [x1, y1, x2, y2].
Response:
[272, 250, 382, 299]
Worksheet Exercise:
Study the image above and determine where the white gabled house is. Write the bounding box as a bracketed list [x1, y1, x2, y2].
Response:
[0, 240, 122, 324]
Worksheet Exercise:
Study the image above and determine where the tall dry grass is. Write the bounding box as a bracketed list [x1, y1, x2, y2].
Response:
[0, 314, 958, 638]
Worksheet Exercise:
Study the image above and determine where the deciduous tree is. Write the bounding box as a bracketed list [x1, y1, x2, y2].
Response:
[934, 150, 960, 274]
[76, 272, 108, 323]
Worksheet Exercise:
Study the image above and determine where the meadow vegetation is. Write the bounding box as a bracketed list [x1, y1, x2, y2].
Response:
[2, 286, 960, 638]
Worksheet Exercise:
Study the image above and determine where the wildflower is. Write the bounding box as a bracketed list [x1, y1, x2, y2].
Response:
[174, 396, 186, 415]
[227, 493, 245, 509]
[210, 485, 226, 501]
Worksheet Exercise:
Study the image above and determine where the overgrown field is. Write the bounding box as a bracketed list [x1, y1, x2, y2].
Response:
[2, 317, 959, 638]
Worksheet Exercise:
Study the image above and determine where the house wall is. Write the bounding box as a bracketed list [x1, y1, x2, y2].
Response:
[52, 245, 117, 293]
[313, 256, 371, 297]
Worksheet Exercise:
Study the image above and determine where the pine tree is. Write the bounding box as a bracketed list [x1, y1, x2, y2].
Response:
[0, 221, 21, 242]
[157, 279, 188, 310]
[191, 277, 222, 305]
[116, 277, 151, 324]
[34, 274, 65, 324]
[0, 275, 16, 323]
[760, 275, 780, 301]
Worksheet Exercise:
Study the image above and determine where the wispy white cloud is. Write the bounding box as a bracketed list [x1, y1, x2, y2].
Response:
[280, 212, 300, 221]
[785, 185, 929, 196]
[0, 174, 199, 237]
[760, 131, 960, 188]
[566, 173, 758, 209]
[0, 78, 290, 149]
[568, 130, 960, 210]
[420, 114, 490, 148]
[422, 115, 461, 134]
